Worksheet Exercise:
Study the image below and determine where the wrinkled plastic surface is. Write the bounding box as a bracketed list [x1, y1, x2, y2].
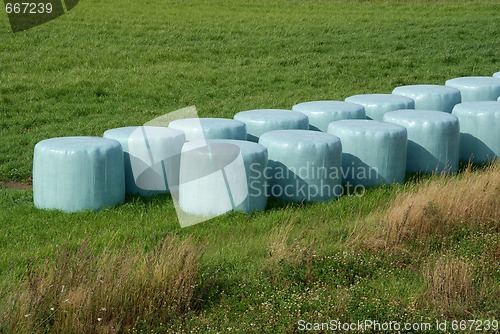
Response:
[452, 102, 500, 162]
[178, 139, 268, 216]
[103, 126, 186, 196]
[384, 110, 459, 173]
[233, 109, 309, 142]
[392, 85, 461, 113]
[445, 76, 500, 102]
[291, 101, 365, 132]
[327, 120, 407, 187]
[168, 118, 247, 141]
[259, 130, 342, 202]
[345, 94, 415, 121]
[33, 137, 125, 212]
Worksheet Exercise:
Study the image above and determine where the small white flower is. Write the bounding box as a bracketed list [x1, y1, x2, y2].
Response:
[97, 318, 102, 322]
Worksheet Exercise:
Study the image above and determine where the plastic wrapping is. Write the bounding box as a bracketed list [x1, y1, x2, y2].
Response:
[233, 109, 309, 142]
[178, 139, 268, 216]
[345, 94, 415, 121]
[383, 110, 459, 173]
[327, 120, 407, 187]
[33, 137, 125, 212]
[168, 118, 247, 141]
[258, 130, 342, 202]
[392, 85, 461, 113]
[291, 101, 365, 132]
[103, 126, 186, 196]
[452, 102, 500, 163]
[445, 76, 500, 102]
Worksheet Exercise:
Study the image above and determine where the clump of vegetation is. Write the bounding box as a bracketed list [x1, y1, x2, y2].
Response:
[382, 162, 499, 245]
[422, 255, 476, 316]
[1, 236, 202, 334]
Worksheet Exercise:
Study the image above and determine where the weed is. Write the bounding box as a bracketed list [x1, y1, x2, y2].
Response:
[1, 235, 202, 334]
[382, 162, 499, 245]
[422, 255, 475, 317]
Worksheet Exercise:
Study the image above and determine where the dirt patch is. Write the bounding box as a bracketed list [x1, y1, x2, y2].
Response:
[0, 181, 32, 190]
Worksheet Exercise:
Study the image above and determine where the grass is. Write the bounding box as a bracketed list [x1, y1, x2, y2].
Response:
[372, 163, 500, 246]
[2, 236, 200, 333]
[1, 0, 499, 332]
[424, 255, 476, 316]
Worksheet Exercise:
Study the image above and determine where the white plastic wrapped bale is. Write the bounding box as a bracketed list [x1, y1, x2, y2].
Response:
[103, 126, 186, 196]
[493, 72, 500, 78]
[452, 102, 500, 163]
[445, 77, 500, 102]
[392, 85, 461, 113]
[178, 139, 268, 216]
[33, 137, 125, 212]
[345, 94, 415, 121]
[258, 130, 342, 202]
[291, 101, 365, 132]
[168, 118, 247, 141]
[383, 110, 460, 173]
[327, 120, 407, 187]
[233, 109, 309, 142]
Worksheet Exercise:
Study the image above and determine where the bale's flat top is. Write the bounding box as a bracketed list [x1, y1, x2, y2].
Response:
[169, 118, 245, 130]
[185, 139, 267, 155]
[393, 84, 460, 95]
[292, 101, 364, 114]
[104, 126, 185, 139]
[384, 110, 459, 123]
[36, 136, 120, 152]
[446, 76, 500, 87]
[452, 101, 500, 115]
[259, 129, 340, 146]
[328, 120, 407, 134]
[234, 109, 308, 122]
[345, 94, 415, 106]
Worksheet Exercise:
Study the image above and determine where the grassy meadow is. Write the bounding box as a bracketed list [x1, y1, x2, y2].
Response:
[1, 0, 499, 332]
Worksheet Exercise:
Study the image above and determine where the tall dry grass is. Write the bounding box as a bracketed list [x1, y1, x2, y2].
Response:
[382, 162, 499, 245]
[422, 255, 476, 316]
[266, 221, 317, 286]
[1, 235, 202, 334]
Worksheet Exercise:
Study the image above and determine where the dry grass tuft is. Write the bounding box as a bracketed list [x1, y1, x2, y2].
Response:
[267, 221, 316, 264]
[422, 256, 475, 315]
[383, 162, 499, 245]
[1, 235, 202, 334]
[267, 222, 295, 265]
[266, 221, 317, 286]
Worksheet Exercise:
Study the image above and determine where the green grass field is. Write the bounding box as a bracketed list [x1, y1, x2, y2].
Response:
[1, 0, 499, 333]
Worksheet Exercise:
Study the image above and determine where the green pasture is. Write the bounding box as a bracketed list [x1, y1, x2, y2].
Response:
[1, 0, 499, 332]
